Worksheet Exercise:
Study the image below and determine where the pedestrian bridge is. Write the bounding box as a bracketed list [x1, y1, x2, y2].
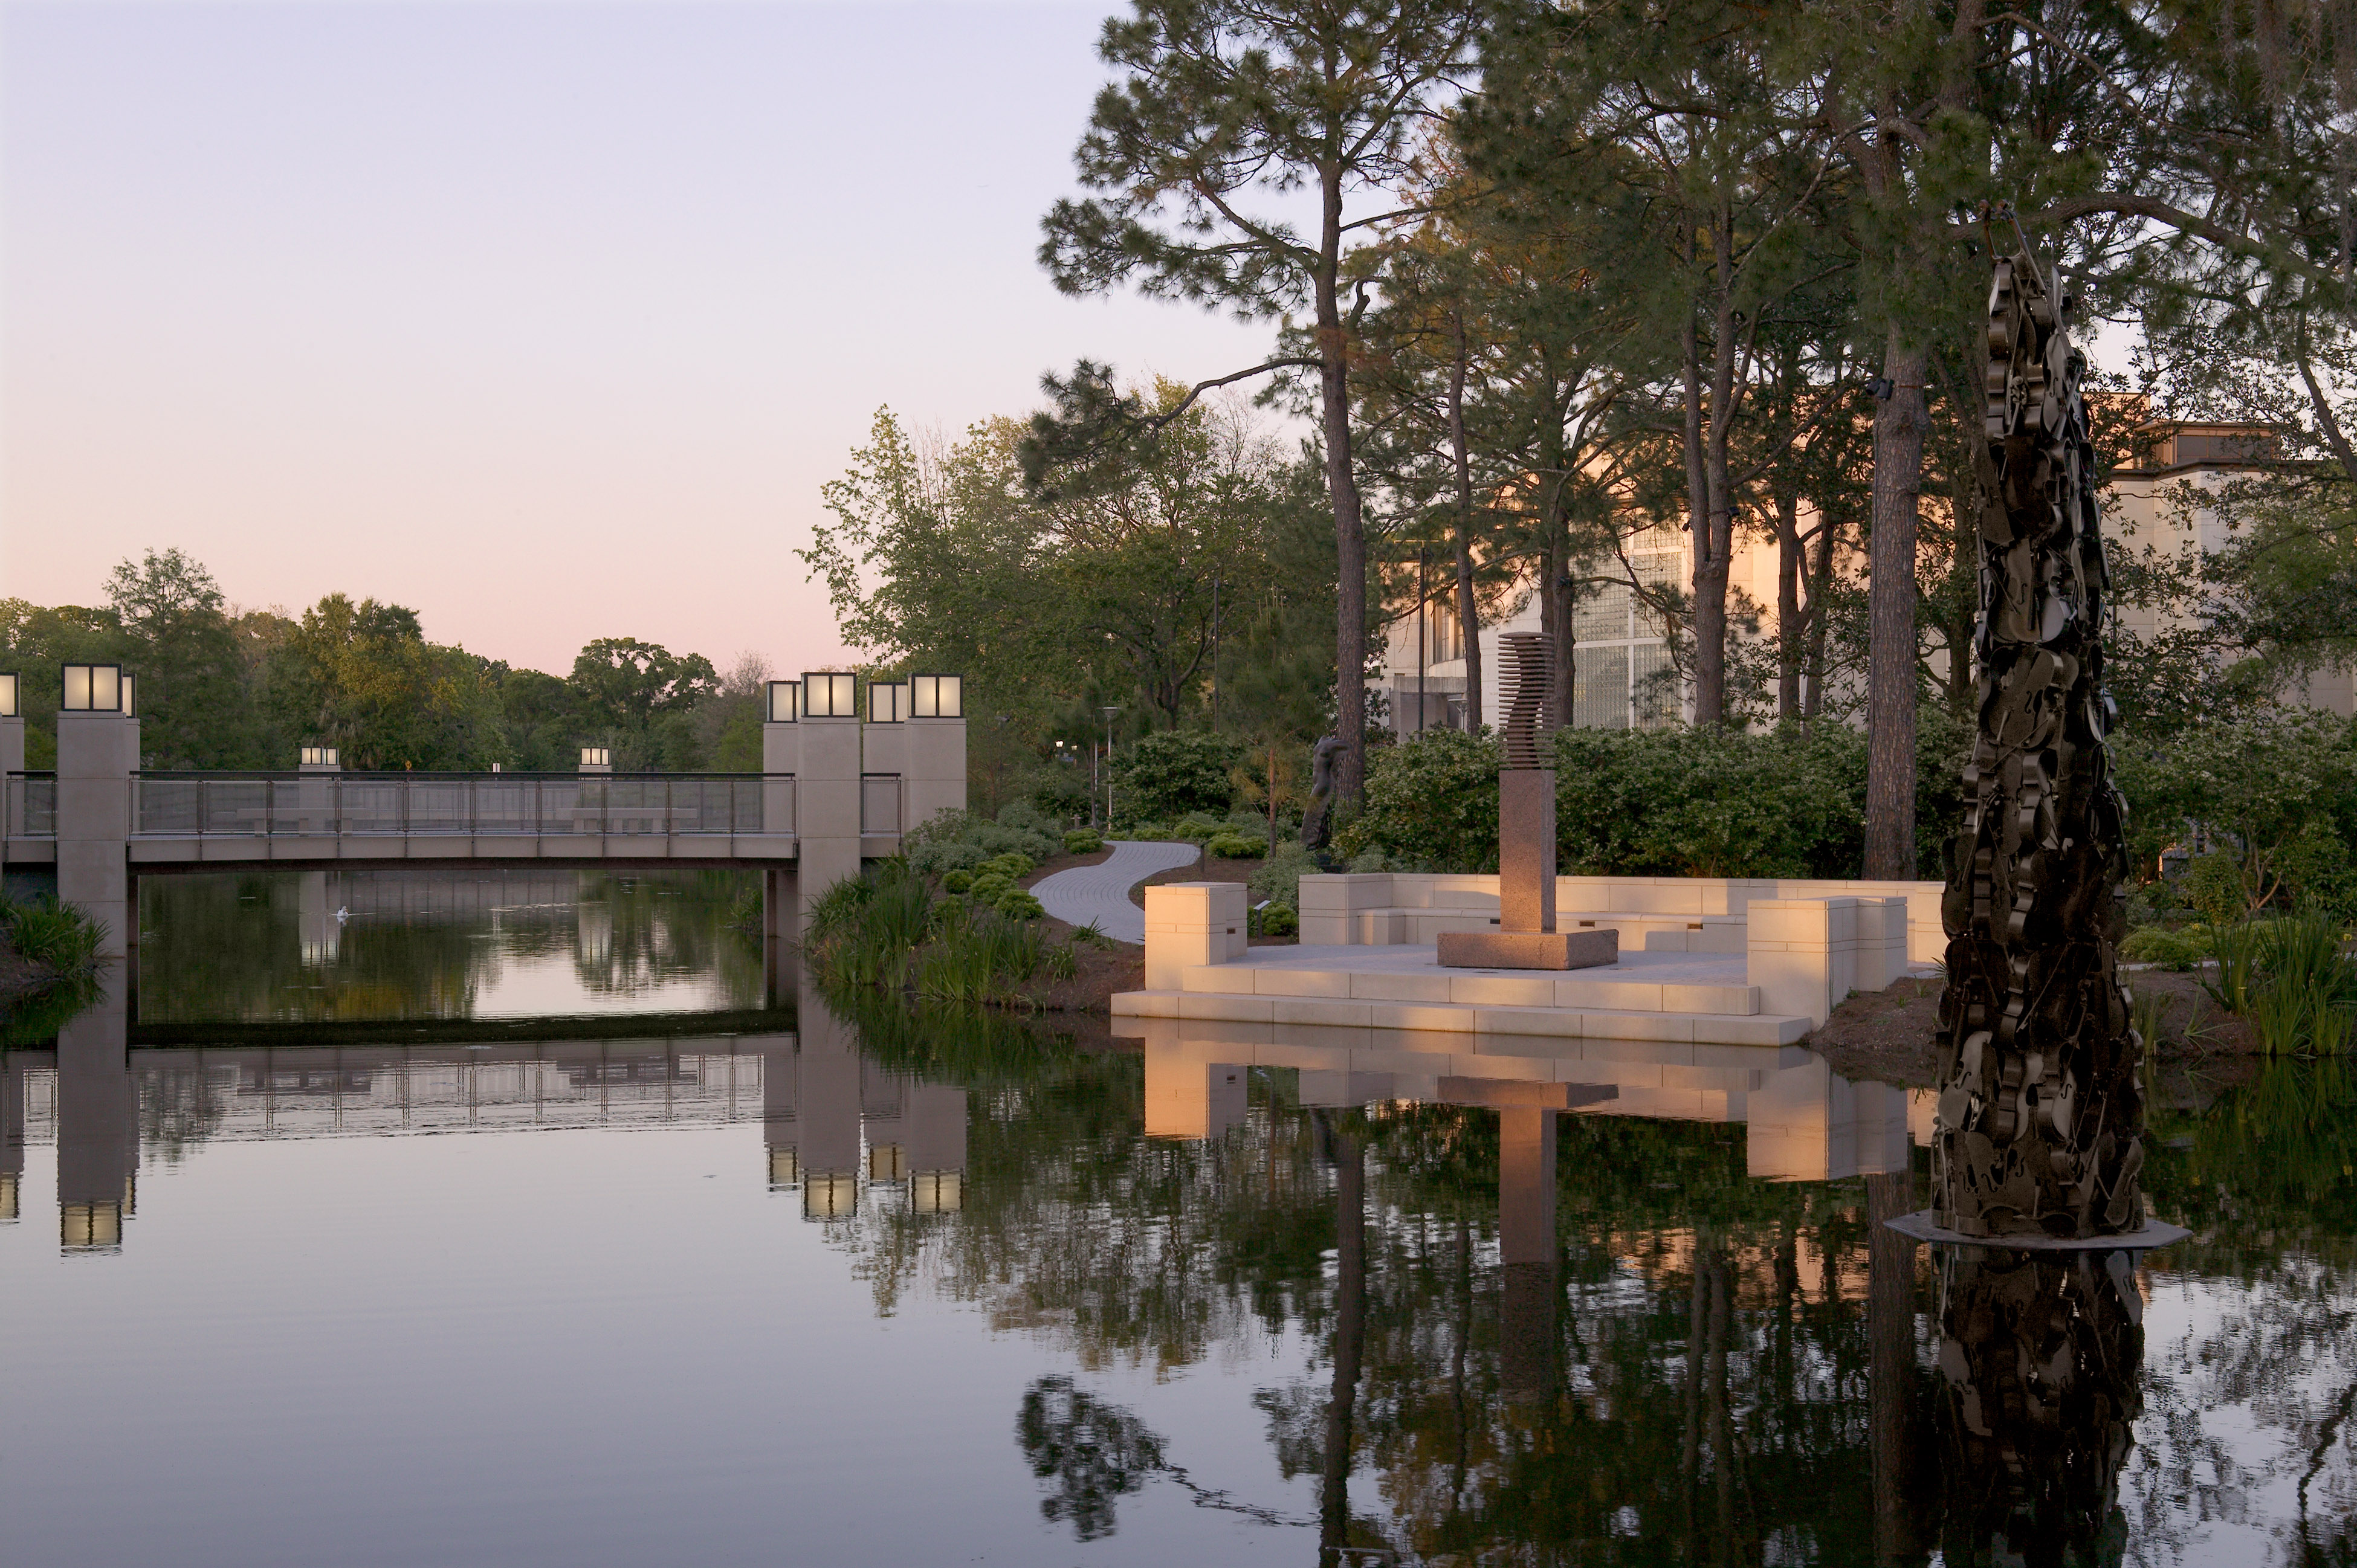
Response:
[0, 667, 969, 995]
[2, 769, 888, 866]
[2, 769, 925, 867]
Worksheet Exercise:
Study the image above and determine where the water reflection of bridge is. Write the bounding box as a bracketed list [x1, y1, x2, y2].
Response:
[1, 998, 967, 1249]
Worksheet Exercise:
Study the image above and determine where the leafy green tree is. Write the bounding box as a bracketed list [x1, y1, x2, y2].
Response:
[1036, 0, 1484, 808]
[262, 595, 497, 770]
[2112, 710, 2357, 912]
[104, 549, 271, 767]
[1110, 729, 1242, 825]
[567, 637, 719, 732]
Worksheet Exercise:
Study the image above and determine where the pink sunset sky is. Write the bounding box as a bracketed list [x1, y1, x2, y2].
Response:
[1, 1, 1272, 677]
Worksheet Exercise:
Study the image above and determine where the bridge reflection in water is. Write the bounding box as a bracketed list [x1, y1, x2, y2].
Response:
[4, 992, 966, 1253]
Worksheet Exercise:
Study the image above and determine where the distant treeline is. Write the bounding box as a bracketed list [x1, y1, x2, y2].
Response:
[2, 550, 768, 773]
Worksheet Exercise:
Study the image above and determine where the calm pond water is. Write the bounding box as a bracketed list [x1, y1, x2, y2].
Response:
[137, 868, 766, 1022]
[2, 874, 2352, 1566]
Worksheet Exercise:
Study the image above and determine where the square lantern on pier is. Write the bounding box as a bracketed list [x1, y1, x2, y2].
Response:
[909, 674, 962, 718]
[867, 681, 908, 724]
[802, 672, 856, 718]
[911, 1170, 964, 1214]
[300, 746, 340, 771]
[766, 680, 801, 723]
[0, 671, 18, 717]
[118, 674, 135, 717]
[59, 663, 122, 712]
[580, 747, 612, 773]
[803, 1170, 856, 1219]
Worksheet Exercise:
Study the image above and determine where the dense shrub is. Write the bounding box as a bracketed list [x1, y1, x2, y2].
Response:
[1333, 729, 1502, 871]
[1250, 902, 1298, 938]
[1552, 725, 1874, 878]
[1063, 829, 1104, 855]
[2112, 712, 2357, 917]
[1249, 843, 1324, 912]
[903, 802, 1062, 877]
[1335, 720, 1980, 881]
[1110, 731, 1242, 827]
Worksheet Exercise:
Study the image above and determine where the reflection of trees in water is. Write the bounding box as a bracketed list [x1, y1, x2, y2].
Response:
[569, 870, 760, 1000]
[138, 868, 761, 1021]
[2132, 1058, 2357, 1566]
[829, 1056, 1927, 1558]
[867, 1057, 2346, 1561]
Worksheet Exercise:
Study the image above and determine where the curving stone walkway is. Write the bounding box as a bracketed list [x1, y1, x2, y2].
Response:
[1031, 839, 1203, 945]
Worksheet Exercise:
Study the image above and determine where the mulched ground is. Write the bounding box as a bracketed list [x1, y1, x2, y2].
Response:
[1805, 967, 2261, 1102]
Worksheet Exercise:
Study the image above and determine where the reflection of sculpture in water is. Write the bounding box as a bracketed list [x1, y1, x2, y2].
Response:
[1299, 733, 1343, 852]
[1933, 238, 2145, 1241]
[1935, 1247, 2144, 1564]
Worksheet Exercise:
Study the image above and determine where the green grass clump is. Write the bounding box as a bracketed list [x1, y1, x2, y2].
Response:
[809, 859, 1053, 1008]
[2, 892, 108, 980]
[2200, 909, 2357, 1055]
[1206, 832, 1263, 860]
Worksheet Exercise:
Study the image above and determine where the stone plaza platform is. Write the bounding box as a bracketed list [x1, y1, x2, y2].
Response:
[1117, 940, 1810, 1045]
[1120, 877, 1933, 1049]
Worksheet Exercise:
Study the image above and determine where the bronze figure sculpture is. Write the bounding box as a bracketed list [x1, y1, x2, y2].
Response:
[1929, 244, 2148, 1241]
[1301, 732, 1343, 851]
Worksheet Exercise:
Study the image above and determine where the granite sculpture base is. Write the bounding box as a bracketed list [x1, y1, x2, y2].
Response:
[1437, 928, 1619, 971]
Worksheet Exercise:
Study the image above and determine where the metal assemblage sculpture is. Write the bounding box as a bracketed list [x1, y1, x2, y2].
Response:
[1921, 241, 2171, 1244]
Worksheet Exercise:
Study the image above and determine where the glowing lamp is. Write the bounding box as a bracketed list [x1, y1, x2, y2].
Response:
[60, 663, 122, 712]
[766, 680, 801, 723]
[801, 673, 856, 718]
[909, 674, 962, 718]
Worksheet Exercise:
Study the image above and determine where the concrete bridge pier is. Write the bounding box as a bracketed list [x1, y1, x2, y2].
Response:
[56, 701, 138, 981]
[55, 984, 135, 1251]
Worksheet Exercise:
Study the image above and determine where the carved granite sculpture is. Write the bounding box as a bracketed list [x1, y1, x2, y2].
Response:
[1438, 631, 1615, 971]
[1931, 245, 2145, 1240]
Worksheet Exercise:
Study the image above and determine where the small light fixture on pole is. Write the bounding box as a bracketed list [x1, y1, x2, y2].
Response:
[1101, 706, 1120, 829]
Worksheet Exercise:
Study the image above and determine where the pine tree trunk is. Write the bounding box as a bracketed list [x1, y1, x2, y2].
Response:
[1776, 491, 1803, 720]
[1317, 171, 1366, 804]
[1864, 334, 1927, 879]
[1447, 315, 1484, 733]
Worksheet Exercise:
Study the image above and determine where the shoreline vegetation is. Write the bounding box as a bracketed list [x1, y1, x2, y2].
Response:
[0, 892, 112, 1046]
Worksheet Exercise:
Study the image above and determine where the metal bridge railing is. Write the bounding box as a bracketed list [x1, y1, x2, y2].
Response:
[860, 773, 904, 836]
[4, 773, 57, 838]
[121, 773, 794, 839]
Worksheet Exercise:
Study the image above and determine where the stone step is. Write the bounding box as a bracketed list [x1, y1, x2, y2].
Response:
[1178, 962, 1759, 1016]
[1116, 987, 1808, 1047]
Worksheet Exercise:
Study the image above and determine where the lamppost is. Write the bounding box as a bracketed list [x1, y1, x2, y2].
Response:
[1101, 706, 1120, 830]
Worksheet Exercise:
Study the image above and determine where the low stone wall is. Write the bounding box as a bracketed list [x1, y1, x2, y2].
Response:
[1298, 872, 1944, 966]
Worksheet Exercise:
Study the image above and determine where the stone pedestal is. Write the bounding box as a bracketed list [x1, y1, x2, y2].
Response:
[1439, 760, 1618, 970]
[1142, 883, 1246, 991]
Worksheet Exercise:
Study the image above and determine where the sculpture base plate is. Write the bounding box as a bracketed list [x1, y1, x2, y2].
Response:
[1882, 1210, 2190, 1251]
[1437, 928, 1618, 971]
